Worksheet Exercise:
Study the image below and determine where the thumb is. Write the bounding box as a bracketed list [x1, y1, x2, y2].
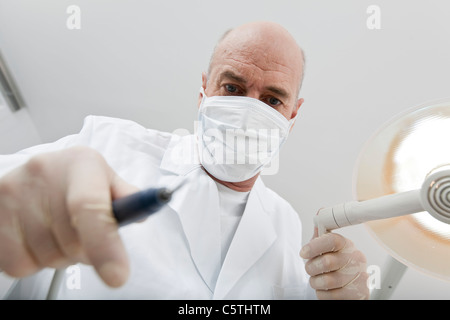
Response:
[311, 207, 323, 240]
[110, 173, 152, 224]
[312, 226, 319, 240]
[300, 226, 320, 259]
[110, 173, 139, 200]
[300, 210, 323, 259]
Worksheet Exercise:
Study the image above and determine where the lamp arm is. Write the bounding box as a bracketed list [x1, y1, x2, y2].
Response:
[315, 168, 450, 235]
[315, 189, 423, 234]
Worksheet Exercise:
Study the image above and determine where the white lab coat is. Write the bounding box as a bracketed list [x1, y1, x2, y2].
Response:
[1, 116, 315, 300]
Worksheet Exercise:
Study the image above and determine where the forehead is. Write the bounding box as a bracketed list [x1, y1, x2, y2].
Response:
[210, 40, 302, 98]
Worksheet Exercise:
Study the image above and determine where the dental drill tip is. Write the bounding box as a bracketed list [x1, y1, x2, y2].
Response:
[158, 188, 172, 202]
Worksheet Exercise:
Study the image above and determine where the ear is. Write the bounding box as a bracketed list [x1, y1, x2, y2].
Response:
[198, 72, 208, 108]
[289, 98, 304, 132]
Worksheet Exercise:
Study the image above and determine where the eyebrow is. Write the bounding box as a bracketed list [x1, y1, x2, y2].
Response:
[217, 70, 290, 100]
[266, 86, 289, 100]
[218, 70, 247, 85]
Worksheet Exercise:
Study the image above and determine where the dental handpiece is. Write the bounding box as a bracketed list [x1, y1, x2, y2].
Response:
[112, 187, 173, 226]
[112, 178, 187, 226]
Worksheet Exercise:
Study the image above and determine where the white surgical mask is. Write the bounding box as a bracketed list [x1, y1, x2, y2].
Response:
[197, 88, 296, 182]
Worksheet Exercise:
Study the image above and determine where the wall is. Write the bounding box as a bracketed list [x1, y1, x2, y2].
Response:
[0, 102, 41, 154]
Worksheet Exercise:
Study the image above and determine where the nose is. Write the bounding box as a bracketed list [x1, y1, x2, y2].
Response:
[244, 90, 261, 101]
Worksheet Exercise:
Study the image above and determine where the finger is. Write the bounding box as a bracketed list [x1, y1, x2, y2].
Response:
[110, 173, 139, 200]
[48, 190, 87, 264]
[66, 152, 129, 288]
[54, 162, 138, 259]
[309, 270, 362, 291]
[300, 233, 347, 259]
[304, 250, 352, 276]
[0, 170, 42, 276]
[19, 189, 68, 269]
[315, 272, 370, 300]
[110, 173, 150, 223]
[23, 152, 86, 266]
[0, 202, 39, 277]
[311, 208, 323, 240]
[312, 226, 318, 239]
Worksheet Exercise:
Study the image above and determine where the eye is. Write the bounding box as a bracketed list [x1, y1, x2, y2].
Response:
[225, 84, 238, 94]
[267, 97, 281, 107]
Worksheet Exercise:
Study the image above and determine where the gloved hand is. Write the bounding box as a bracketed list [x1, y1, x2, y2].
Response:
[300, 228, 370, 300]
[0, 146, 138, 287]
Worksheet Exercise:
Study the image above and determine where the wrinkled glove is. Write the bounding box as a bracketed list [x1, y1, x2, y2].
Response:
[300, 228, 370, 300]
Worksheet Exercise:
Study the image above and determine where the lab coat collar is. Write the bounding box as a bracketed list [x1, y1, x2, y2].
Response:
[159, 134, 201, 176]
[160, 134, 277, 298]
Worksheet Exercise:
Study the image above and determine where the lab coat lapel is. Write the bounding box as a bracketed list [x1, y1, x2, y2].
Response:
[213, 178, 277, 299]
[159, 134, 200, 176]
[167, 173, 222, 293]
[160, 134, 222, 293]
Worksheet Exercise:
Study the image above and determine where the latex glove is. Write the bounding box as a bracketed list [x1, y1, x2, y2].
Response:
[0, 146, 138, 287]
[300, 228, 370, 300]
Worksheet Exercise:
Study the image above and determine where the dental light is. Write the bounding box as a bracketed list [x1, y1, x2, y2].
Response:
[315, 99, 450, 299]
[315, 166, 450, 233]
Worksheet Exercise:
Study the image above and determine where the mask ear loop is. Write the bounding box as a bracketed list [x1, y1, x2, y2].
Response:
[198, 87, 209, 113]
[288, 112, 299, 132]
[198, 87, 209, 117]
[199, 87, 207, 99]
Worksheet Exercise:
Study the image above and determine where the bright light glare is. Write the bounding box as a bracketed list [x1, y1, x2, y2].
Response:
[393, 116, 450, 238]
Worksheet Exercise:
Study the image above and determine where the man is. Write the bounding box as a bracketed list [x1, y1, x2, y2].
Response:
[0, 21, 369, 299]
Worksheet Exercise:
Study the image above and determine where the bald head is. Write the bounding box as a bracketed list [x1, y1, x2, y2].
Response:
[208, 21, 305, 96]
[201, 21, 305, 121]
[198, 21, 305, 187]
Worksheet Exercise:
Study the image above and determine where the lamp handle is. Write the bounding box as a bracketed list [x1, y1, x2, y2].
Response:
[315, 169, 450, 235]
[315, 189, 422, 234]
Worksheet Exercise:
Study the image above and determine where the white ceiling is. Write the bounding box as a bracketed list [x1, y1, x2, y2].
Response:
[1, 0, 450, 299]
